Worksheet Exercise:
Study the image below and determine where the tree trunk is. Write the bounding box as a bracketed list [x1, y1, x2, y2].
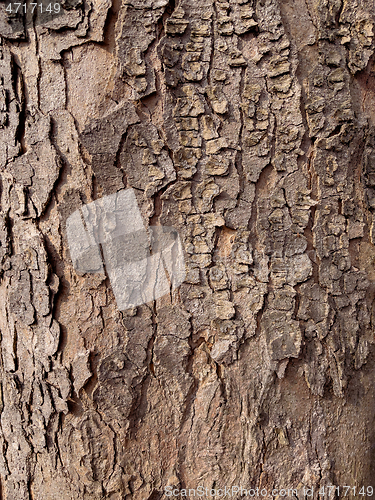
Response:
[0, 0, 375, 498]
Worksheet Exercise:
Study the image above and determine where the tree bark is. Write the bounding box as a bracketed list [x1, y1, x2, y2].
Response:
[0, 0, 375, 498]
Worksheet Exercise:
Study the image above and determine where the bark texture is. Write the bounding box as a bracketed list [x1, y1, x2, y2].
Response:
[0, 0, 375, 498]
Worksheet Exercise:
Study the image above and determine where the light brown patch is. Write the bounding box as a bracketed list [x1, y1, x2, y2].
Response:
[359, 241, 375, 281]
[216, 226, 236, 259]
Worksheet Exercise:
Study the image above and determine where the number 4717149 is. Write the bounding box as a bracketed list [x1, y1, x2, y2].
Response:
[319, 486, 373, 497]
[6, 3, 61, 14]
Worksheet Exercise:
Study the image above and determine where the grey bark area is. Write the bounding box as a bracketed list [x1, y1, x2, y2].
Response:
[0, 0, 375, 497]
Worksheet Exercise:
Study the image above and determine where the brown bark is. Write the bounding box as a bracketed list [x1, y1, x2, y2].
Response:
[0, 0, 375, 498]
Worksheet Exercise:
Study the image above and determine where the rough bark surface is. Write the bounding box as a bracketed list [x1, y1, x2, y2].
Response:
[0, 0, 375, 498]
